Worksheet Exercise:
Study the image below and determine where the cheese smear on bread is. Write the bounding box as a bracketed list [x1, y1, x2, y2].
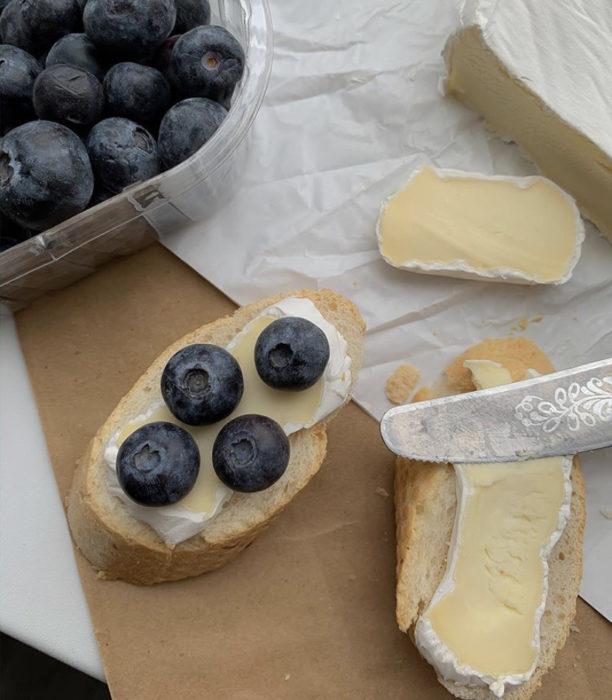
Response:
[376, 166, 584, 285]
[415, 360, 572, 697]
[103, 297, 351, 546]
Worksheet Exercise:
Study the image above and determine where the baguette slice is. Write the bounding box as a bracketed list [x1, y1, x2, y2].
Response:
[395, 337, 586, 700]
[68, 289, 365, 585]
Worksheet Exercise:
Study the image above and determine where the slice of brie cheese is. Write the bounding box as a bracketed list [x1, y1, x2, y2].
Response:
[104, 297, 352, 546]
[444, 0, 612, 244]
[415, 360, 573, 697]
[376, 166, 584, 284]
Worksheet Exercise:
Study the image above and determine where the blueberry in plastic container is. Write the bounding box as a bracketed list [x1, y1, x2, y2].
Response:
[173, 0, 211, 34]
[212, 414, 290, 493]
[86, 117, 159, 197]
[0, 0, 37, 54]
[0, 120, 93, 231]
[161, 344, 244, 425]
[84, 0, 176, 59]
[254, 317, 330, 391]
[46, 33, 107, 82]
[104, 62, 170, 125]
[33, 64, 104, 130]
[117, 421, 200, 506]
[158, 97, 227, 170]
[20, 0, 81, 52]
[170, 25, 244, 103]
[0, 44, 42, 133]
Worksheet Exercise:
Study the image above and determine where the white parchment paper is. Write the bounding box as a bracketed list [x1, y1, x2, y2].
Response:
[156, 0, 612, 619]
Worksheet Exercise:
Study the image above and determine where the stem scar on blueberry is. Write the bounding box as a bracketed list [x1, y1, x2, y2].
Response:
[134, 444, 161, 472]
[204, 52, 219, 69]
[269, 343, 293, 369]
[182, 367, 209, 397]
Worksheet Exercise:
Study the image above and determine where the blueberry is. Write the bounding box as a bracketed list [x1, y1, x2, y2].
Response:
[0, 0, 36, 54]
[46, 33, 107, 81]
[20, 0, 81, 52]
[104, 62, 170, 125]
[173, 0, 211, 34]
[254, 317, 330, 391]
[33, 65, 104, 129]
[161, 344, 244, 426]
[86, 117, 159, 196]
[212, 414, 290, 493]
[0, 211, 32, 250]
[84, 0, 176, 60]
[117, 421, 200, 506]
[158, 97, 226, 170]
[0, 120, 93, 231]
[0, 44, 42, 133]
[170, 25, 244, 102]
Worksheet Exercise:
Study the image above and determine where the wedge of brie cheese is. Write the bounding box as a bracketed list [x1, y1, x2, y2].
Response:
[444, 0, 612, 244]
[377, 166, 584, 284]
[415, 360, 572, 697]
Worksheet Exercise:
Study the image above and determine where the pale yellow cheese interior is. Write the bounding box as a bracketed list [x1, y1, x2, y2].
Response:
[378, 166, 579, 282]
[446, 26, 612, 244]
[424, 361, 568, 677]
[117, 315, 324, 513]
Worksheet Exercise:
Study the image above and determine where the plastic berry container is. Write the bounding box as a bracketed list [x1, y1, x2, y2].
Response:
[0, 0, 273, 310]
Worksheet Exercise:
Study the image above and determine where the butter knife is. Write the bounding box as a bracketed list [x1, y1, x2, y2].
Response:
[380, 358, 612, 463]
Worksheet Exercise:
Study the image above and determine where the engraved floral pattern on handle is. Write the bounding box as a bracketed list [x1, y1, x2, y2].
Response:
[515, 376, 612, 433]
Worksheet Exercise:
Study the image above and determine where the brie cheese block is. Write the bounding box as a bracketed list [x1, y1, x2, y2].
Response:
[444, 0, 612, 244]
[376, 166, 584, 284]
[415, 360, 572, 698]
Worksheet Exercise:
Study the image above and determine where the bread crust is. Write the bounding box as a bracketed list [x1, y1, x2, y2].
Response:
[394, 338, 586, 700]
[67, 289, 365, 585]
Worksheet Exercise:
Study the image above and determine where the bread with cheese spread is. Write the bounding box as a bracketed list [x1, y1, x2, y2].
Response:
[67, 290, 364, 585]
[395, 337, 585, 699]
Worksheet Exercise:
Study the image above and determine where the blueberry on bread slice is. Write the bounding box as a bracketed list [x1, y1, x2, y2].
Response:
[67, 290, 365, 585]
[394, 338, 585, 699]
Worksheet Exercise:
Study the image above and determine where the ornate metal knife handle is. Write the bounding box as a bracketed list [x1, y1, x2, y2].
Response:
[515, 375, 612, 434]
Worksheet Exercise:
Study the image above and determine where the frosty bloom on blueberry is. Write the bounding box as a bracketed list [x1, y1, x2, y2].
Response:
[0, 120, 93, 231]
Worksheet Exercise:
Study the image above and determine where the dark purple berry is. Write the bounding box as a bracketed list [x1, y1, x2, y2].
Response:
[158, 97, 226, 170]
[254, 317, 330, 390]
[33, 64, 104, 129]
[0, 120, 93, 231]
[212, 414, 290, 493]
[117, 422, 200, 506]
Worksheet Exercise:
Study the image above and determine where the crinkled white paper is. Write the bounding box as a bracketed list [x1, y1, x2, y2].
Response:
[153, 0, 612, 619]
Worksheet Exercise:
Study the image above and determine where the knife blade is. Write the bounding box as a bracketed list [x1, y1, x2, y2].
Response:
[380, 358, 612, 463]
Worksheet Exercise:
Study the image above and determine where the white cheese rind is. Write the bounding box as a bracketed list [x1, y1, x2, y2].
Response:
[376, 166, 584, 285]
[444, 0, 612, 243]
[415, 455, 573, 697]
[103, 297, 352, 546]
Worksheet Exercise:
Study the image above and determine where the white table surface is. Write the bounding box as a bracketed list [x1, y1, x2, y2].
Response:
[0, 308, 105, 681]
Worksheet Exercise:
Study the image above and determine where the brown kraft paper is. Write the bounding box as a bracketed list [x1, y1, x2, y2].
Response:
[15, 244, 612, 699]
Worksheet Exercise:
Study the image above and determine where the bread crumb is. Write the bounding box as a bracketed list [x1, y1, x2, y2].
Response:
[385, 364, 421, 404]
[375, 487, 390, 498]
[531, 316, 543, 323]
[285, 674, 291, 681]
[519, 317, 528, 330]
[600, 508, 612, 519]
[445, 337, 555, 393]
[570, 624, 581, 633]
[412, 386, 434, 403]
[348, 574, 357, 581]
